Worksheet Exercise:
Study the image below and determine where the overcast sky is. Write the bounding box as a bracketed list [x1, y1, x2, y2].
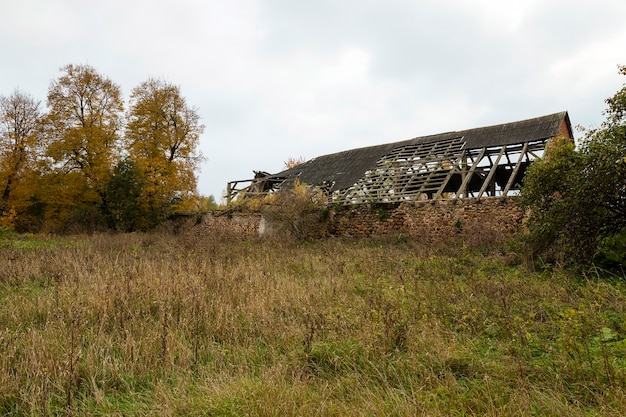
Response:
[1, 0, 625, 200]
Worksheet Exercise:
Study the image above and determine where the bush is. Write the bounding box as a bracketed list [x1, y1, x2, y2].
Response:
[521, 65, 626, 266]
[596, 228, 626, 269]
[259, 180, 329, 240]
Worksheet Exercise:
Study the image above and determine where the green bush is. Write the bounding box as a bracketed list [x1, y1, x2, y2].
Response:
[596, 228, 626, 269]
[521, 65, 626, 266]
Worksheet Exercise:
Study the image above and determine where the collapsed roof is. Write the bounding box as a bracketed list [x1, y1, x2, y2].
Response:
[227, 111, 573, 204]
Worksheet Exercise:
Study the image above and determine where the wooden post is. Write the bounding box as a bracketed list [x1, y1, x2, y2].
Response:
[226, 182, 232, 205]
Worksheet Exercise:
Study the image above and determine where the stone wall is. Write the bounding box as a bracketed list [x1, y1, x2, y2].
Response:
[197, 197, 524, 246]
[328, 197, 524, 246]
[201, 212, 262, 238]
[172, 212, 262, 240]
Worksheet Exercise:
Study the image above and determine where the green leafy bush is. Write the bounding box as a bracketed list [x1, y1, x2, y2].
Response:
[521, 66, 626, 266]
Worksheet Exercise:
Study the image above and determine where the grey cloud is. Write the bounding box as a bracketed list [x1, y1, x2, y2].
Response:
[1, 0, 625, 198]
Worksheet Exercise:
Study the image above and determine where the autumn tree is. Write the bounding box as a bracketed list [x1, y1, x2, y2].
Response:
[125, 78, 204, 228]
[0, 90, 42, 228]
[42, 64, 124, 230]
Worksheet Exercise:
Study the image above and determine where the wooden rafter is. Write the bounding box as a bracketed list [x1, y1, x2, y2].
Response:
[456, 147, 486, 198]
[433, 151, 465, 200]
[477, 146, 506, 199]
[502, 141, 529, 195]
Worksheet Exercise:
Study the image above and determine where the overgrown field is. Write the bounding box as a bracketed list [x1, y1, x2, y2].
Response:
[1, 231, 626, 416]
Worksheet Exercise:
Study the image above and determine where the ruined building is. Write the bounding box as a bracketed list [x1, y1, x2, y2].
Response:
[227, 112, 573, 205]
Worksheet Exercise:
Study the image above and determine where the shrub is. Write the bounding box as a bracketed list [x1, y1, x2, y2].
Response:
[521, 65, 626, 266]
[260, 180, 329, 240]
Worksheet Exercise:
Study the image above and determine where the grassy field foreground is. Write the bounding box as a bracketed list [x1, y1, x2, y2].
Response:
[1, 231, 626, 416]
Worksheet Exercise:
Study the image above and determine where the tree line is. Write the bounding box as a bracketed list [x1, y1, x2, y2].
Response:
[0, 64, 204, 233]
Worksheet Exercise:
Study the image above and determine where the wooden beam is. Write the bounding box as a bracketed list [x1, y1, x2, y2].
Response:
[503, 141, 529, 195]
[477, 146, 505, 199]
[433, 150, 465, 200]
[226, 182, 232, 205]
[456, 147, 486, 198]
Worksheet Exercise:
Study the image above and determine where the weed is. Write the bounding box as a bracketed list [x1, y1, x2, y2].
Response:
[1, 233, 626, 415]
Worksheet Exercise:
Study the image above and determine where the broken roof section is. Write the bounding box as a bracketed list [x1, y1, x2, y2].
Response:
[228, 112, 573, 204]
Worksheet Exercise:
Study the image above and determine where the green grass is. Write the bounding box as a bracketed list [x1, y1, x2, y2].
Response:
[1, 231, 625, 416]
[0, 227, 69, 250]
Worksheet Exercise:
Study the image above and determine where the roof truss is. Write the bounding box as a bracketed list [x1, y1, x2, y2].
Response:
[335, 139, 545, 204]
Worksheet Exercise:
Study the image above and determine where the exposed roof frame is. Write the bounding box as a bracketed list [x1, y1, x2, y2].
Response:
[225, 112, 572, 205]
[333, 138, 546, 204]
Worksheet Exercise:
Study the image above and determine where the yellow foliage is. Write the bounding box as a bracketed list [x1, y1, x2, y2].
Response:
[126, 79, 204, 222]
[0, 207, 17, 230]
[0, 90, 41, 229]
[243, 192, 276, 212]
[45, 64, 124, 193]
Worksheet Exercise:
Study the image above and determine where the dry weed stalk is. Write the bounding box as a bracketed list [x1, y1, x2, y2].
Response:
[1, 232, 625, 415]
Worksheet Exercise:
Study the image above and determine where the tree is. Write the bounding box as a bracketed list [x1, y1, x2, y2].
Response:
[43, 64, 124, 229]
[0, 90, 42, 228]
[125, 78, 204, 227]
[521, 66, 626, 266]
[105, 158, 145, 231]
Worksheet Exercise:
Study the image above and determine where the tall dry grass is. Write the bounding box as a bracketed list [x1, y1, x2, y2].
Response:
[1, 230, 626, 416]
